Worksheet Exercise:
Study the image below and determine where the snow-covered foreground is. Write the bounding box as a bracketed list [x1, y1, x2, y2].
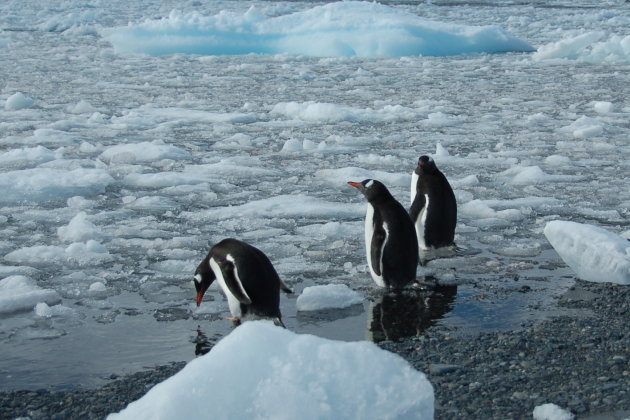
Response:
[1, 0, 629, 391]
[108, 321, 434, 420]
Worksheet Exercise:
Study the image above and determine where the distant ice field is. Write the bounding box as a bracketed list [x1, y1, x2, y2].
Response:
[0, 0, 628, 390]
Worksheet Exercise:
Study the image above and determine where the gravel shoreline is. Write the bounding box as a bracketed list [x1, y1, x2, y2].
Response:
[1, 280, 628, 420]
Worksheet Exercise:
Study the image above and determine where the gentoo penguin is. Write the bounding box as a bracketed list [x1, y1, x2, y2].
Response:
[348, 179, 418, 289]
[409, 156, 457, 251]
[194, 238, 293, 326]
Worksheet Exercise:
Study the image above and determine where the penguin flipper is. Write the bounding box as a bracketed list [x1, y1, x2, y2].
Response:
[409, 192, 426, 221]
[221, 260, 253, 305]
[370, 221, 387, 276]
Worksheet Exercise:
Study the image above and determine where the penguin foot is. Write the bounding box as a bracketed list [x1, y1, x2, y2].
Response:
[227, 317, 241, 326]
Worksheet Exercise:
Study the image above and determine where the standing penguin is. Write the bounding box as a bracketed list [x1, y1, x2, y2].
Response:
[410, 155, 457, 251]
[348, 179, 418, 289]
[194, 238, 293, 326]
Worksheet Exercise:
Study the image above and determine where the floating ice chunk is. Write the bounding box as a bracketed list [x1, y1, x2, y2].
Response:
[296, 284, 363, 311]
[124, 172, 215, 188]
[103, 1, 532, 57]
[544, 221, 630, 285]
[110, 105, 256, 130]
[592, 101, 614, 114]
[533, 403, 575, 420]
[58, 212, 103, 243]
[501, 165, 582, 185]
[279, 138, 326, 153]
[271, 101, 420, 123]
[100, 140, 191, 164]
[544, 155, 571, 167]
[0, 276, 61, 314]
[88, 282, 107, 293]
[0, 146, 56, 169]
[316, 167, 409, 189]
[184, 194, 364, 221]
[187, 159, 281, 178]
[124, 196, 178, 211]
[4, 92, 34, 110]
[296, 221, 362, 241]
[460, 199, 523, 221]
[67, 196, 97, 209]
[68, 99, 97, 114]
[451, 174, 479, 187]
[34, 302, 78, 318]
[493, 242, 541, 258]
[560, 116, 604, 138]
[533, 31, 630, 64]
[5, 241, 113, 268]
[424, 112, 462, 127]
[0, 168, 114, 205]
[435, 142, 450, 157]
[108, 321, 434, 420]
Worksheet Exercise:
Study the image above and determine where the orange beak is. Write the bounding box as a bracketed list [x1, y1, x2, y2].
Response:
[347, 181, 362, 189]
[196, 291, 205, 307]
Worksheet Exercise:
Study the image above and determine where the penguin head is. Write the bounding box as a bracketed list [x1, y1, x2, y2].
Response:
[193, 259, 216, 307]
[416, 155, 438, 174]
[347, 179, 390, 202]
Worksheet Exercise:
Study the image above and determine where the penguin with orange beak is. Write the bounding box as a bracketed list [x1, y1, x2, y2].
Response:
[194, 238, 292, 326]
[348, 179, 418, 289]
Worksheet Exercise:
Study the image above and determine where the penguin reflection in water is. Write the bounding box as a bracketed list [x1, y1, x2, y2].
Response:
[348, 179, 419, 289]
[410, 156, 457, 257]
[194, 238, 293, 327]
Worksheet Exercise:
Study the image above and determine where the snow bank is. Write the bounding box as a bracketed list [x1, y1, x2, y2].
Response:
[108, 321, 433, 420]
[533, 31, 630, 64]
[103, 1, 533, 57]
[296, 284, 363, 311]
[0, 276, 61, 314]
[533, 403, 575, 420]
[544, 221, 630, 285]
[0, 168, 114, 205]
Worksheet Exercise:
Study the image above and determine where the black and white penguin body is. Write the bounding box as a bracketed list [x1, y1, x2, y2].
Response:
[348, 179, 418, 289]
[409, 156, 457, 251]
[194, 238, 292, 325]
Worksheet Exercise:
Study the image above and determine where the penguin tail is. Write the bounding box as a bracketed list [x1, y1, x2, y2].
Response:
[279, 279, 294, 294]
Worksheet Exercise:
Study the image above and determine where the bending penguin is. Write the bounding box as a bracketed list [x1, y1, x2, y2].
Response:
[194, 238, 293, 327]
[410, 155, 457, 252]
[348, 179, 418, 289]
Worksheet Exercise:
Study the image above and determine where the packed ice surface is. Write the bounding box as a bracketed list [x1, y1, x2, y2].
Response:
[108, 321, 434, 420]
[533, 403, 575, 420]
[296, 284, 363, 311]
[0, 0, 629, 390]
[103, 1, 533, 57]
[544, 221, 630, 285]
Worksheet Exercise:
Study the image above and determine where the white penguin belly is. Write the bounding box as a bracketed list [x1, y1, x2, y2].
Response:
[410, 172, 419, 204]
[365, 203, 386, 287]
[415, 194, 430, 251]
[209, 257, 243, 318]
